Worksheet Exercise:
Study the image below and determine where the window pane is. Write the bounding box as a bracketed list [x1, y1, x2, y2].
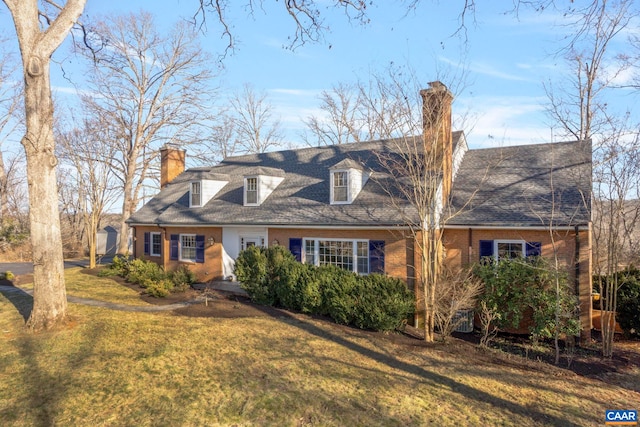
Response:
[151, 233, 162, 256]
[333, 172, 348, 202]
[304, 240, 316, 265]
[191, 182, 201, 206]
[246, 178, 258, 204]
[318, 240, 353, 272]
[357, 241, 369, 274]
[181, 235, 196, 261]
[497, 242, 523, 260]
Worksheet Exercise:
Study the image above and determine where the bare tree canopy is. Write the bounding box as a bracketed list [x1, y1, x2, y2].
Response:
[230, 83, 283, 154]
[78, 11, 215, 254]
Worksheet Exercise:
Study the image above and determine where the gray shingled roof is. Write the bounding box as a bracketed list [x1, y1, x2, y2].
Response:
[128, 135, 591, 228]
[448, 139, 592, 227]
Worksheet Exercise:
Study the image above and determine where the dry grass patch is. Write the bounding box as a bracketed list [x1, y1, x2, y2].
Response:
[1, 289, 638, 426]
[14, 267, 151, 306]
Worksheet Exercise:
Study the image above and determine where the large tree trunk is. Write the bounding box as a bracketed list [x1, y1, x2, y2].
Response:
[118, 180, 134, 255]
[22, 61, 67, 330]
[4, 0, 87, 330]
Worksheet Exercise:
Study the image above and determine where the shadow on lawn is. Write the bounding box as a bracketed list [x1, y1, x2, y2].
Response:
[254, 305, 590, 427]
[0, 279, 33, 322]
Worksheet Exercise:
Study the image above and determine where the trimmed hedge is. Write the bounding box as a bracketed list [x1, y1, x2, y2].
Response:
[234, 246, 414, 331]
[99, 256, 195, 297]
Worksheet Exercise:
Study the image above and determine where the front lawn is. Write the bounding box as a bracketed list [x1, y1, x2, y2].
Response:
[0, 271, 638, 426]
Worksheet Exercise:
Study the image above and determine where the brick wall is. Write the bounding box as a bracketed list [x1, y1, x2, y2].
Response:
[443, 227, 592, 341]
[133, 226, 223, 282]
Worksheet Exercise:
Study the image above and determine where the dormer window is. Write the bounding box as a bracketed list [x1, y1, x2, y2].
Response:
[329, 159, 370, 205]
[332, 171, 349, 203]
[245, 177, 258, 205]
[187, 172, 229, 209]
[242, 168, 285, 206]
[190, 181, 201, 207]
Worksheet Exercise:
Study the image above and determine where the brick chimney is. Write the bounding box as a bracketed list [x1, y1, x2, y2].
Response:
[160, 145, 186, 188]
[420, 81, 453, 203]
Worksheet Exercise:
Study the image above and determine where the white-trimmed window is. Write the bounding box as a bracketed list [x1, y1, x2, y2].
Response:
[190, 181, 201, 207]
[150, 232, 162, 257]
[303, 238, 369, 274]
[331, 171, 349, 203]
[240, 236, 265, 250]
[180, 234, 197, 262]
[245, 177, 258, 205]
[495, 240, 525, 260]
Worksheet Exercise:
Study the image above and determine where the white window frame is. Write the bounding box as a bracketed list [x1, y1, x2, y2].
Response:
[244, 176, 259, 206]
[330, 170, 350, 204]
[179, 234, 197, 262]
[240, 236, 265, 250]
[302, 238, 369, 274]
[190, 181, 202, 207]
[150, 232, 162, 257]
[494, 239, 525, 261]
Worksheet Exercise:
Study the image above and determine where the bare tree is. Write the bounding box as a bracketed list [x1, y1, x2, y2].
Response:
[363, 73, 473, 342]
[0, 34, 22, 224]
[230, 83, 283, 154]
[592, 123, 640, 357]
[543, 0, 638, 357]
[57, 119, 119, 268]
[78, 11, 215, 254]
[189, 111, 241, 165]
[302, 83, 363, 146]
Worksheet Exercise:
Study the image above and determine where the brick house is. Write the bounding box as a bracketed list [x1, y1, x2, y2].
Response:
[127, 82, 593, 340]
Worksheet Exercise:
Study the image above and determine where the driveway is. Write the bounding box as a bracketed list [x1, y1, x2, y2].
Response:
[0, 255, 115, 276]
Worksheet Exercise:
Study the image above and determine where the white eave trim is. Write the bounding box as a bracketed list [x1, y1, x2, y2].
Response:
[128, 222, 411, 230]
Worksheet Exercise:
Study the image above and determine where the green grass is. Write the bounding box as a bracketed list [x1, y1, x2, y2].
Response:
[0, 274, 638, 426]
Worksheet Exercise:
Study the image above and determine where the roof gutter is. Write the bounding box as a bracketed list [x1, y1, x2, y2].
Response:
[444, 224, 591, 231]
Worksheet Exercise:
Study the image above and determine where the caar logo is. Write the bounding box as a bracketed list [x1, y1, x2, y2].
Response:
[606, 410, 638, 426]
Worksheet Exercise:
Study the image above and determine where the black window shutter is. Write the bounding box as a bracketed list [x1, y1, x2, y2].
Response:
[144, 232, 150, 255]
[195, 235, 205, 263]
[170, 234, 179, 260]
[289, 238, 302, 262]
[479, 240, 494, 258]
[369, 240, 385, 274]
[526, 242, 541, 257]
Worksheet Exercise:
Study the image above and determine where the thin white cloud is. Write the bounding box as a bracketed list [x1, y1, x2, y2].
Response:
[439, 56, 531, 82]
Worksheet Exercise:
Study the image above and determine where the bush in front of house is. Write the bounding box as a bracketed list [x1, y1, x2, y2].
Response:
[100, 256, 192, 297]
[352, 273, 415, 331]
[234, 245, 273, 305]
[169, 265, 197, 293]
[317, 265, 359, 324]
[596, 267, 640, 337]
[98, 255, 129, 277]
[234, 246, 414, 332]
[474, 256, 580, 341]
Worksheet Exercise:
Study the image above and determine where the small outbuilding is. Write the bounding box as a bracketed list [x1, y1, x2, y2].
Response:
[96, 226, 120, 256]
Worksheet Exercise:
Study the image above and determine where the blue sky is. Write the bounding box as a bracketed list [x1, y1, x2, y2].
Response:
[0, 1, 636, 151]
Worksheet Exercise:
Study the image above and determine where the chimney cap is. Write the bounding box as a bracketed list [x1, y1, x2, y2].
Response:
[428, 81, 447, 90]
[160, 143, 185, 152]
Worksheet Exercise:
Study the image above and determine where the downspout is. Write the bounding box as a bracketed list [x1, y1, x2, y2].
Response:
[131, 226, 136, 258]
[574, 225, 580, 296]
[467, 228, 473, 265]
